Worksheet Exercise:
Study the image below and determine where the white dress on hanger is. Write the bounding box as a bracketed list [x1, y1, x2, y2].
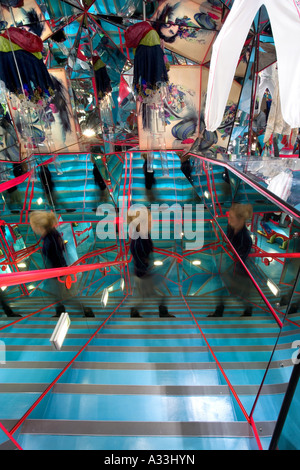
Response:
[205, 0, 300, 131]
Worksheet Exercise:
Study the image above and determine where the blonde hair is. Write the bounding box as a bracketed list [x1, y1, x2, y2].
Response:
[29, 211, 58, 232]
[229, 203, 253, 221]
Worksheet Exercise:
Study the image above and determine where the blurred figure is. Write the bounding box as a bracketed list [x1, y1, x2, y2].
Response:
[91, 156, 109, 204]
[142, 153, 156, 203]
[180, 158, 193, 185]
[0, 291, 21, 318]
[129, 208, 174, 318]
[211, 203, 254, 317]
[38, 164, 57, 208]
[29, 211, 94, 318]
[252, 108, 267, 135]
[5, 162, 24, 213]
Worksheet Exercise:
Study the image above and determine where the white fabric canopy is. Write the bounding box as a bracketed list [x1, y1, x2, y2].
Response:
[205, 0, 300, 131]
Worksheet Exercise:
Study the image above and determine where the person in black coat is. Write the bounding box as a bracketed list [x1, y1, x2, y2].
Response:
[5, 162, 24, 212]
[91, 156, 109, 206]
[29, 211, 94, 317]
[210, 203, 254, 317]
[38, 164, 58, 208]
[142, 153, 156, 202]
[0, 291, 22, 317]
[129, 209, 174, 318]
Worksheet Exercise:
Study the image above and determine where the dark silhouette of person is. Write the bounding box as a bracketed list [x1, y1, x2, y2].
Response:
[129, 210, 174, 318]
[5, 162, 24, 213]
[38, 164, 57, 207]
[211, 203, 254, 317]
[29, 211, 94, 318]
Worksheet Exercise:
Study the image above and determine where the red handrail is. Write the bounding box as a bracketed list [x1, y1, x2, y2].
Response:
[0, 421, 23, 450]
[0, 260, 127, 288]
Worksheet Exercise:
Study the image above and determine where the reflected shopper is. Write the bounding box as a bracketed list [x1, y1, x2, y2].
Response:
[129, 209, 174, 318]
[211, 203, 254, 317]
[91, 156, 109, 205]
[38, 164, 57, 208]
[142, 153, 156, 203]
[29, 211, 94, 318]
[0, 291, 21, 318]
[5, 162, 24, 213]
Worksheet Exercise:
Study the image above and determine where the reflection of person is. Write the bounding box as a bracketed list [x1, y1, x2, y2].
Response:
[38, 164, 58, 208]
[152, 2, 202, 43]
[211, 203, 254, 317]
[5, 162, 24, 213]
[0, 291, 22, 318]
[142, 153, 156, 203]
[129, 210, 175, 318]
[180, 158, 193, 184]
[29, 211, 94, 318]
[91, 156, 109, 204]
[252, 109, 267, 134]
[227, 203, 253, 263]
[152, 4, 180, 43]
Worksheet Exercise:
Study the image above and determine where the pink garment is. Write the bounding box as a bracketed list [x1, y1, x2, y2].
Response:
[205, 0, 300, 131]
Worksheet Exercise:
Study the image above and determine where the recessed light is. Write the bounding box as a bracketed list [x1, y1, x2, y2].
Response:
[101, 288, 109, 307]
[50, 312, 71, 350]
[267, 279, 280, 297]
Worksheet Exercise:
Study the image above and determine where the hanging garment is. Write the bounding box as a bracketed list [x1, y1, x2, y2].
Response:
[264, 66, 297, 143]
[267, 170, 293, 202]
[205, 0, 300, 131]
[0, 27, 54, 100]
[92, 55, 112, 100]
[124, 21, 169, 101]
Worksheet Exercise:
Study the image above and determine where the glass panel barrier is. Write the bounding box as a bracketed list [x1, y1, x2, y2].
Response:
[0, 152, 121, 217]
[0, 244, 127, 440]
[251, 267, 300, 449]
[185, 152, 300, 448]
[206, 213, 281, 381]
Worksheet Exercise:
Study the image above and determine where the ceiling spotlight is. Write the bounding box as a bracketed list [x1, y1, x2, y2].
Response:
[120, 279, 125, 290]
[154, 260, 163, 266]
[37, 197, 43, 205]
[17, 263, 26, 268]
[83, 128, 96, 137]
[192, 260, 201, 266]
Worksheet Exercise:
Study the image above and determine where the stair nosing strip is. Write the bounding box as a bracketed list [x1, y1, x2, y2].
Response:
[19, 419, 277, 438]
[0, 359, 293, 370]
[0, 383, 288, 395]
[2, 343, 293, 352]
